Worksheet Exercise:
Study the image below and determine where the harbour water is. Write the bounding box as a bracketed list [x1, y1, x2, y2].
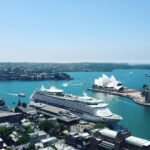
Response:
[0, 69, 150, 140]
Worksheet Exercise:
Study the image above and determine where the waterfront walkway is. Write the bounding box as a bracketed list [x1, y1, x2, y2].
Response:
[88, 88, 150, 106]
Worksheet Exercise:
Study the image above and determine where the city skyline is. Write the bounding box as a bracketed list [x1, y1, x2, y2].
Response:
[0, 0, 150, 63]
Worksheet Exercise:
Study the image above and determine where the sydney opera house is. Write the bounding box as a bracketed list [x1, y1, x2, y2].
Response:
[93, 74, 124, 92]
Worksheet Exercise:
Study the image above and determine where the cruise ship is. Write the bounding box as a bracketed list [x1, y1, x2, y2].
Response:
[30, 85, 122, 123]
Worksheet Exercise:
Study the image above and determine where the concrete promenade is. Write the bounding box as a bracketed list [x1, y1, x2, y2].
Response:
[88, 88, 150, 106]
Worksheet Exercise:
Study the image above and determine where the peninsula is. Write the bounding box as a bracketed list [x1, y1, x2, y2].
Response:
[88, 74, 150, 106]
[0, 63, 72, 81]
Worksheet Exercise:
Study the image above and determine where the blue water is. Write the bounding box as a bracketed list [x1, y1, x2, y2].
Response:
[0, 69, 150, 140]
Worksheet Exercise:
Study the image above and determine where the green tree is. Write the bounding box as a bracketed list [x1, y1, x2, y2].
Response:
[38, 120, 54, 133]
[22, 125, 34, 133]
[49, 144, 57, 150]
[28, 143, 35, 150]
[6, 148, 14, 150]
[0, 126, 12, 139]
[93, 123, 105, 129]
[18, 134, 30, 144]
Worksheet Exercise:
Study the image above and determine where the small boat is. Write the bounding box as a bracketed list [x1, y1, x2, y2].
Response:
[18, 93, 26, 97]
[62, 82, 86, 87]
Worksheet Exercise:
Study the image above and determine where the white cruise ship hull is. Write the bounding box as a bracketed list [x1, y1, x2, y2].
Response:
[80, 113, 104, 122]
[80, 113, 120, 123]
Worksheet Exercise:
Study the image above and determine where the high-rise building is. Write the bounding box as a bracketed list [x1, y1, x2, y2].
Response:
[142, 85, 150, 103]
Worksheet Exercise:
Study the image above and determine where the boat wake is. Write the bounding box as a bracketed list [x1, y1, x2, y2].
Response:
[62, 82, 86, 87]
[127, 71, 133, 75]
[0, 91, 18, 96]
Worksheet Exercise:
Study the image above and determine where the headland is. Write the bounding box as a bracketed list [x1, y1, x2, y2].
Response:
[89, 74, 150, 106]
[88, 87, 149, 106]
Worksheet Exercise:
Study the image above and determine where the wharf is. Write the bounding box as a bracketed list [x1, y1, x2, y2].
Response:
[30, 102, 80, 125]
[88, 87, 150, 106]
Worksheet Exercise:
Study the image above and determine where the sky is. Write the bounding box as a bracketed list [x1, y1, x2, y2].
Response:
[0, 0, 150, 63]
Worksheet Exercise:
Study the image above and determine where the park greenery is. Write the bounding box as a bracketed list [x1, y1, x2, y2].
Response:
[38, 120, 68, 138]
[0, 126, 12, 140]
[18, 134, 30, 145]
[38, 120, 55, 133]
[93, 123, 106, 129]
[21, 125, 34, 134]
[28, 143, 36, 150]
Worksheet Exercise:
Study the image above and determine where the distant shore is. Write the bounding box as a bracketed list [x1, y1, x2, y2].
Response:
[0, 72, 72, 81]
[0, 62, 150, 73]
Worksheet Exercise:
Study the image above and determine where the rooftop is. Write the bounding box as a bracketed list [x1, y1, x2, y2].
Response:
[40, 147, 54, 150]
[41, 104, 66, 114]
[0, 111, 21, 118]
[94, 74, 123, 91]
[99, 128, 117, 139]
[126, 136, 150, 147]
[41, 137, 57, 143]
[32, 103, 80, 123]
[79, 133, 90, 138]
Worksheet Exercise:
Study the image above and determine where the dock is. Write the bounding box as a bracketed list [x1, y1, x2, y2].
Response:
[30, 102, 80, 125]
[88, 87, 150, 106]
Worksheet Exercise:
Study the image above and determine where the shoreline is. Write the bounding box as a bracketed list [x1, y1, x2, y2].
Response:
[88, 88, 150, 106]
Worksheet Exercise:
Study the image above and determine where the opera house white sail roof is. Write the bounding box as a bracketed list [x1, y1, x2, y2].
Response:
[94, 74, 123, 91]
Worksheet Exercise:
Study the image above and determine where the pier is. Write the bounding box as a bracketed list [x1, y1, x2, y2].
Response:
[88, 87, 150, 106]
[30, 102, 80, 125]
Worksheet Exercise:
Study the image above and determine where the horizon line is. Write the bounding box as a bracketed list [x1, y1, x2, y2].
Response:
[0, 61, 150, 65]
